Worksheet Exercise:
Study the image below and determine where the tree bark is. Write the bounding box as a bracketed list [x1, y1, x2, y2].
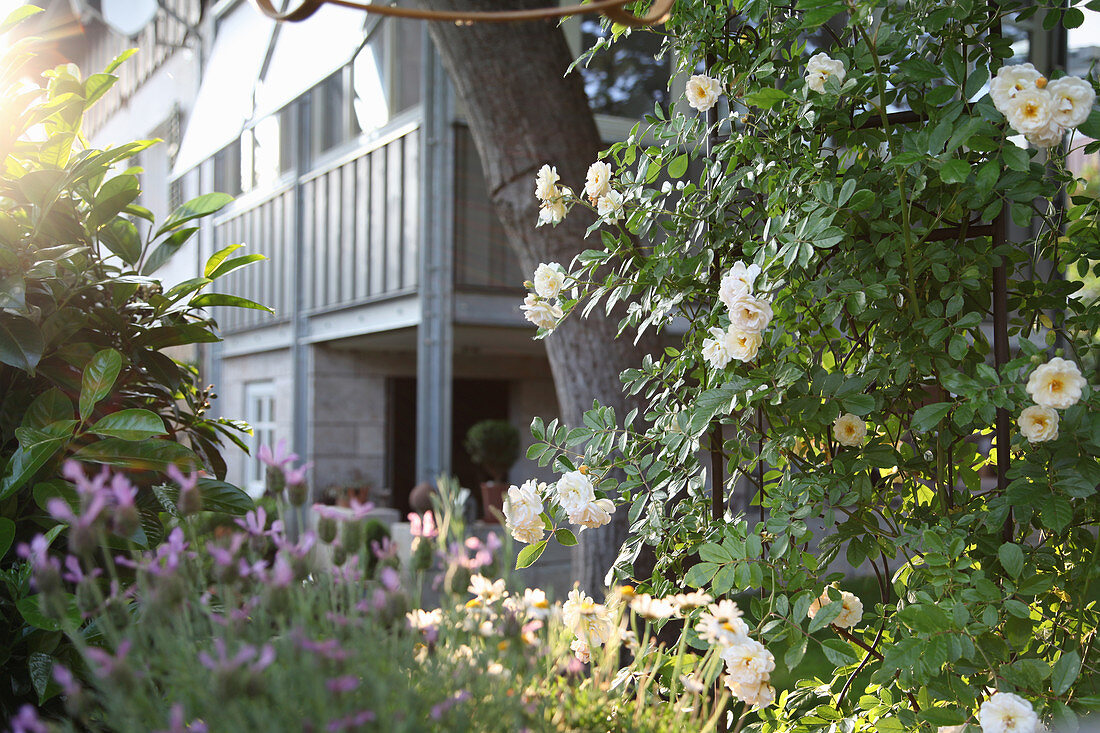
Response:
[419, 0, 649, 593]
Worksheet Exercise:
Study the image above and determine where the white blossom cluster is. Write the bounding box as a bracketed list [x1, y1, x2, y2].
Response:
[534, 164, 573, 227]
[694, 599, 777, 708]
[502, 469, 616, 547]
[805, 52, 846, 93]
[978, 691, 1040, 733]
[584, 160, 625, 222]
[1018, 356, 1087, 444]
[702, 261, 773, 369]
[686, 74, 723, 112]
[520, 262, 565, 331]
[991, 63, 1096, 148]
[562, 588, 614, 662]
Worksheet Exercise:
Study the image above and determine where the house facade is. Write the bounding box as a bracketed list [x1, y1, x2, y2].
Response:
[51, 0, 672, 517]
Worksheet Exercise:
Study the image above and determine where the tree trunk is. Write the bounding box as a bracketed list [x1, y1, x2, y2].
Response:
[420, 0, 649, 593]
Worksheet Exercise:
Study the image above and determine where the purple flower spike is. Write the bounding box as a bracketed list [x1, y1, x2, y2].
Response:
[325, 675, 360, 693]
[284, 461, 313, 487]
[380, 566, 401, 592]
[347, 498, 375, 520]
[312, 504, 346, 521]
[11, 704, 48, 733]
[258, 439, 298, 469]
[156, 704, 209, 733]
[371, 536, 397, 560]
[236, 506, 282, 538]
[85, 640, 131, 679]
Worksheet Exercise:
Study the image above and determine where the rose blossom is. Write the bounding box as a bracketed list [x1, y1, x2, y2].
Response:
[727, 328, 762, 363]
[1004, 88, 1054, 135]
[726, 678, 776, 709]
[534, 164, 559, 202]
[703, 326, 732, 370]
[833, 413, 867, 447]
[596, 190, 624, 221]
[567, 498, 615, 530]
[978, 692, 1039, 733]
[721, 638, 775, 687]
[1026, 357, 1086, 409]
[562, 588, 612, 645]
[685, 74, 722, 112]
[726, 293, 773, 333]
[1047, 76, 1095, 128]
[503, 480, 546, 544]
[1026, 121, 1064, 149]
[696, 599, 749, 646]
[521, 294, 563, 330]
[532, 263, 565, 299]
[537, 195, 568, 227]
[991, 63, 1044, 113]
[719, 261, 761, 306]
[584, 161, 612, 201]
[805, 52, 846, 93]
[570, 638, 591, 663]
[1018, 405, 1059, 443]
[555, 471, 596, 513]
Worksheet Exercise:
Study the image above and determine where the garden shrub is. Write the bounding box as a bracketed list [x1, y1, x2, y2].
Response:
[0, 8, 260, 718]
[514, 0, 1100, 729]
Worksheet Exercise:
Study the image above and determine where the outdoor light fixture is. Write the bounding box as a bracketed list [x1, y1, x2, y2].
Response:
[250, 0, 674, 27]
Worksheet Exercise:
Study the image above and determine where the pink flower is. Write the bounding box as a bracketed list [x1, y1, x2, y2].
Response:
[266, 553, 295, 588]
[258, 439, 298, 469]
[11, 704, 48, 733]
[409, 511, 437, 539]
[325, 675, 360, 693]
[86, 639, 132, 679]
[326, 710, 376, 731]
[312, 504, 346, 521]
[347, 498, 375, 520]
[198, 639, 274, 675]
[371, 536, 397, 560]
[156, 704, 208, 733]
[284, 461, 313, 487]
[379, 566, 401, 591]
[235, 507, 283, 538]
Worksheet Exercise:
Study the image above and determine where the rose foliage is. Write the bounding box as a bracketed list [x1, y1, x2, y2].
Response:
[519, 0, 1100, 729]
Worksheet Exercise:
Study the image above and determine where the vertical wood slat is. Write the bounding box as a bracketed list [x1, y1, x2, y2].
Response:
[355, 156, 370, 300]
[386, 140, 403, 292]
[341, 162, 356, 304]
[327, 169, 342, 304]
[313, 176, 327, 309]
[403, 130, 419, 290]
[370, 146, 387, 296]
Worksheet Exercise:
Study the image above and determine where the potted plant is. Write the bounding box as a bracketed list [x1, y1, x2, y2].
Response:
[464, 419, 519, 522]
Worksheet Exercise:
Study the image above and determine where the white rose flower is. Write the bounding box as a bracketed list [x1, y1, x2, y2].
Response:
[532, 263, 565, 299]
[596, 189, 624, 222]
[991, 63, 1044, 113]
[807, 588, 863, 629]
[696, 599, 749, 646]
[805, 52, 846, 94]
[719, 261, 762, 306]
[1025, 121, 1064, 149]
[585, 160, 612, 201]
[503, 480, 546, 544]
[726, 678, 776, 709]
[721, 638, 776, 687]
[629, 593, 676, 620]
[562, 588, 612, 644]
[686, 74, 723, 112]
[570, 638, 591, 663]
[556, 470, 596, 513]
[1026, 357, 1087, 409]
[536, 195, 568, 227]
[727, 328, 763, 363]
[521, 294, 562, 330]
[534, 164, 559, 202]
[1004, 88, 1055, 135]
[702, 326, 733, 370]
[1047, 76, 1095, 129]
[833, 413, 867, 447]
[567, 498, 615, 530]
[509, 517, 545, 545]
[978, 692, 1039, 733]
[727, 293, 774, 334]
[1018, 405, 1059, 443]
[468, 574, 506, 604]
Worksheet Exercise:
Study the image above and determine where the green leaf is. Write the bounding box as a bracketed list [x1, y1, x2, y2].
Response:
[188, 293, 273, 313]
[698, 542, 732, 564]
[89, 409, 167, 441]
[205, 253, 267, 281]
[0, 517, 14, 559]
[939, 159, 970, 184]
[1053, 651, 1082, 695]
[92, 174, 140, 227]
[1078, 108, 1100, 139]
[17, 594, 79, 632]
[667, 153, 689, 179]
[711, 563, 737, 595]
[998, 542, 1024, 578]
[516, 540, 547, 569]
[142, 226, 200, 275]
[0, 3, 43, 34]
[0, 427, 70, 501]
[1002, 144, 1030, 172]
[29, 651, 61, 705]
[137, 324, 221, 349]
[99, 218, 142, 265]
[743, 87, 791, 109]
[0, 314, 44, 372]
[72, 438, 201, 472]
[554, 528, 578, 546]
[911, 402, 953, 432]
[685, 561, 719, 588]
[1041, 496, 1072, 534]
[23, 389, 74, 429]
[204, 243, 244, 277]
[821, 638, 860, 666]
[79, 349, 123, 422]
[841, 393, 875, 416]
[103, 47, 138, 75]
[808, 599, 843, 632]
[156, 192, 234, 238]
[194, 478, 253, 515]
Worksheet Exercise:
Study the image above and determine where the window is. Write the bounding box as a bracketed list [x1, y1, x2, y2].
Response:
[313, 69, 354, 157]
[213, 139, 242, 196]
[245, 381, 277, 498]
[577, 22, 670, 118]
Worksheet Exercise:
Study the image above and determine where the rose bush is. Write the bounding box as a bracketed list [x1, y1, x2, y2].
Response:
[514, 0, 1100, 729]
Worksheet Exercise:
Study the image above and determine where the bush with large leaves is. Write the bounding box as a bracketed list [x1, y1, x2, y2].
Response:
[0, 8, 261, 717]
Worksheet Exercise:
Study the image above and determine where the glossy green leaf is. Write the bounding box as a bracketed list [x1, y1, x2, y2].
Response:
[204, 243, 244, 277]
[89, 409, 167, 441]
[72, 438, 201, 472]
[0, 517, 14, 559]
[23, 389, 74, 429]
[195, 478, 254, 516]
[155, 192, 234, 238]
[998, 542, 1024, 578]
[515, 540, 547, 569]
[17, 594, 80, 632]
[0, 313, 44, 372]
[142, 226, 199, 275]
[79, 349, 122, 422]
[554, 528, 578, 546]
[189, 293, 273, 313]
[1053, 651, 1082, 695]
[911, 402, 953, 432]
